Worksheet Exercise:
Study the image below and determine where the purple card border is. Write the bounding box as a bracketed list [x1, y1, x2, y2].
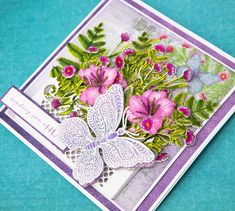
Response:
[0, 0, 234, 210]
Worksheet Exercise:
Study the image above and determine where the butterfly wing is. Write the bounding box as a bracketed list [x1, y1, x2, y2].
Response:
[72, 150, 103, 187]
[188, 77, 203, 94]
[58, 117, 94, 150]
[100, 137, 155, 169]
[87, 85, 124, 139]
[200, 73, 220, 85]
[187, 54, 201, 73]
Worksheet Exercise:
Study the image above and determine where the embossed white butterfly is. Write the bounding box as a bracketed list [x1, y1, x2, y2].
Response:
[58, 84, 155, 186]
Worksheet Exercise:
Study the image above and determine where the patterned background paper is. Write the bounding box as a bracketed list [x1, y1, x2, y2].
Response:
[0, 0, 234, 210]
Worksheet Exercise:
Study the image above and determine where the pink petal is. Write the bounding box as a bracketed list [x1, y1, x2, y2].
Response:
[156, 152, 169, 162]
[142, 90, 167, 102]
[80, 87, 103, 106]
[114, 71, 127, 88]
[178, 106, 191, 117]
[102, 68, 118, 86]
[78, 65, 99, 84]
[149, 117, 163, 134]
[127, 110, 139, 123]
[155, 98, 175, 117]
[186, 130, 195, 145]
[129, 96, 150, 118]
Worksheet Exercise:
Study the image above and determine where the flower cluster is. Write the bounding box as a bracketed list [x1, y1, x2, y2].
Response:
[46, 23, 219, 160]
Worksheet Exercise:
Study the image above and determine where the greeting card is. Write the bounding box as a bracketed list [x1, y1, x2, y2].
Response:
[0, 0, 234, 210]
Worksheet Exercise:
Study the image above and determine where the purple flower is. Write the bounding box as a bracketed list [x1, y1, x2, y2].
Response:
[115, 55, 124, 69]
[156, 152, 169, 162]
[70, 111, 78, 118]
[166, 63, 175, 76]
[154, 63, 161, 73]
[100, 56, 109, 67]
[87, 46, 98, 53]
[62, 65, 76, 78]
[141, 117, 153, 132]
[51, 98, 61, 109]
[154, 44, 166, 53]
[122, 48, 135, 56]
[78, 65, 125, 105]
[121, 32, 130, 42]
[114, 71, 127, 88]
[146, 58, 152, 65]
[185, 130, 195, 145]
[178, 106, 191, 117]
[183, 69, 192, 81]
[128, 90, 175, 134]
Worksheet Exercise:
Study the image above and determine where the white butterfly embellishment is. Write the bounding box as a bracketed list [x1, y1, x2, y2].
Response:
[58, 85, 155, 186]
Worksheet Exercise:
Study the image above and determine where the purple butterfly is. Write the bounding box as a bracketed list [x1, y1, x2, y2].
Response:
[176, 54, 220, 94]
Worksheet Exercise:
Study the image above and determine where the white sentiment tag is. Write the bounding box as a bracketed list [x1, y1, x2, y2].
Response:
[1, 86, 66, 150]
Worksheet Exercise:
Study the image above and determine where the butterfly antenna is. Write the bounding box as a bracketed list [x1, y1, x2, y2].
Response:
[122, 106, 129, 128]
[125, 131, 145, 141]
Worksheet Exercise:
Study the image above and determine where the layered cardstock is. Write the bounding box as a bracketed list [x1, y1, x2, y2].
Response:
[1, 0, 234, 210]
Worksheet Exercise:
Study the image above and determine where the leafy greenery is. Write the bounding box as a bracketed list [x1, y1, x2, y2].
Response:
[44, 22, 230, 155]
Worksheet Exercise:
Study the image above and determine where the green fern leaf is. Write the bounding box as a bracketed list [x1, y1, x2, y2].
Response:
[67, 43, 84, 62]
[50, 66, 61, 78]
[185, 96, 195, 109]
[78, 34, 90, 49]
[57, 57, 80, 70]
[174, 93, 186, 105]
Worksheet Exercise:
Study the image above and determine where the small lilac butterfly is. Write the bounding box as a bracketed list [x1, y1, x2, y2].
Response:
[58, 85, 155, 186]
[176, 54, 220, 94]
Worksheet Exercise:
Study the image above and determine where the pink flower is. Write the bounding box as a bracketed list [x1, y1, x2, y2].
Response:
[154, 63, 161, 73]
[141, 117, 153, 132]
[198, 93, 207, 101]
[182, 42, 191, 48]
[87, 46, 98, 53]
[100, 56, 109, 67]
[154, 44, 166, 53]
[121, 32, 130, 42]
[122, 48, 135, 56]
[51, 98, 60, 109]
[159, 34, 168, 40]
[166, 63, 175, 76]
[156, 152, 169, 162]
[128, 90, 175, 134]
[166, 45, 174, 53]
[185, 130, 195, 145]
[218, 71, 229, 81]
[115, 55, 124, 69]
[183, 69, 192, 81]
[70, 111, 78, 118]
[178, 106, 191, 117]
[62, 65, 76, 78]
[78, 65, 125, 105]
[114, 72, 127, 88]
[146, 58, 152, 65]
